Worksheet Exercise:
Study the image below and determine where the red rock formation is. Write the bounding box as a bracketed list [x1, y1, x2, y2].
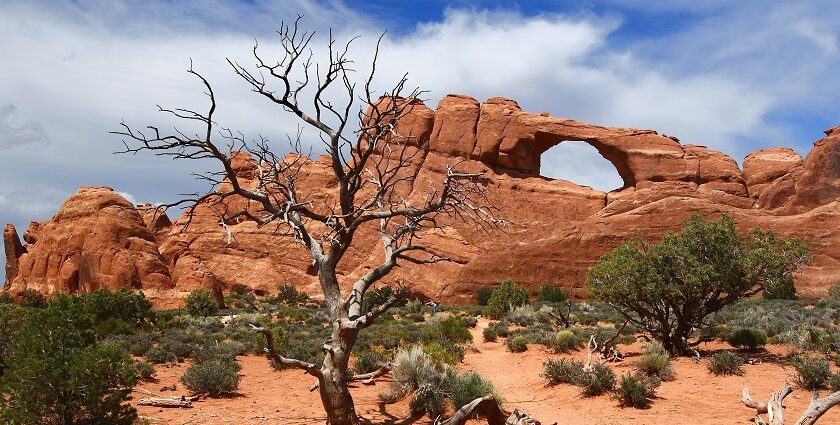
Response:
[4, 186, 171, 300]
[3, 224, 26, 288]
[4, 95, 840, 304]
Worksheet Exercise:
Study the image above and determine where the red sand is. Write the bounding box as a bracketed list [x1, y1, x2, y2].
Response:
[134, 319, 840, 424]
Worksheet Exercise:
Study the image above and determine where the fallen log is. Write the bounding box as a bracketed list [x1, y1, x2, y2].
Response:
[435, 395, 543, 425]
[742, 385, 840, 424]
[137, 395, 198, 408]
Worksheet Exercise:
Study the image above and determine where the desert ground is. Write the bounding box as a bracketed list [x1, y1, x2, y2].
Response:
[134, 317, 840, 425]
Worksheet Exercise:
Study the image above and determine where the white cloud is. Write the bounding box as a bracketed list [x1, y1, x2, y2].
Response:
[2, 0, 840, 283]
[116, 191, 138, 206]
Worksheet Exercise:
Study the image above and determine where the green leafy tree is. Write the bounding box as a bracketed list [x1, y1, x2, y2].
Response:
[0, 305, 26, 376]
[536, 284, 568, 303]
[185, 290, 219, 317]
[0, 298, 137, 425]
[19, 289, 46, 309]
[484, 279, 529, 319]
[587, 213, 807, 355]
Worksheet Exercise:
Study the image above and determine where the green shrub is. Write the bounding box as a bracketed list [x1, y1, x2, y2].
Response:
[0, 304, 26, 375]
[80, 289, 153, 327]
[727, 328, 768, 350]
[423, 341, 465, 366]
[830, 373, 840, 392]
[476, 287, 494, 306]
[485, 279, 529, 320]
[536, 285, 568, 303]
[828, 281, 840, 301]
[482, 326, 498, 342]
[181, 358, 241, 396]
[707, 351, 744, 376]
[19, 289, 46, 309]
[191, 342, 240, 364]
[410, 382, 448, 417]
[274, 283, 309, 305]
[353, 350, 389, 375]
[578, 363, 616, 396]
[421, 316, 472, 345]
[616, 374, 656, 408]
[185, 290, 218, 317]
[0, 293, 12, 304]
[506, 335, 528, 353]
[134, 360, 156, 382]
[483, 321, 509, 343]
[763, 275, 798, 300]
[144, 346, 177, 364]
[449, 371, 501, 410]
[635, 342, 674, 381]
[549, 330, 584, 353]
[543, 358, 586, 386]
[791, 356, 831, 391]
[461, 316, 478, 328]
[126, 334, 154, 356]
[0, 301, 137, 425]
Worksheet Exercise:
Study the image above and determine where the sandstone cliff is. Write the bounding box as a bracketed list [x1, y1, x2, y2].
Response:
[4, 95, 839, 305]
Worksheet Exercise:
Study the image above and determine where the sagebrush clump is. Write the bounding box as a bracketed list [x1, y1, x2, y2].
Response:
[707, 351, 744, 376]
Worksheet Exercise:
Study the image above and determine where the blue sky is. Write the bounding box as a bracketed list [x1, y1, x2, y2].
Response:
[2, 0, 840, 284]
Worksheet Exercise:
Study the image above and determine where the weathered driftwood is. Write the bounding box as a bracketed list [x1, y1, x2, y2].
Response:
[435, 395, 542, 425]
[308, 365, 392, 392]
[137, 396, 195, 408]
[742, 385, 840, 424]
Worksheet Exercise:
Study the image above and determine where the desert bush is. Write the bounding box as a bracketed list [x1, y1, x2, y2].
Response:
[144, 346, 177, 364]
[485, 321, 509, 339]
[485, 279, 529, 320]
[420, 315, 472, 345]
[548, 330, 584, 353]
[578, 363, 616, 396]
[159, 337, 193, 361]
[134, 360, 156, 382]
[461, 316, 478, 328]
[19, 289, 46, 309]
[192, 342, 241, 364]
[185, 290, 218, 317]
[588, 213, 808, 355]
[353, 350, 389, 375]
[0, 293, 12, 304]
[423, 341, 465, 365]
[80, 289, 153, 328]
[543, 358, 586, 386]
[506, 335, 529, 353]
[476, 287, 494, 306]
[537, 284, 568, 304]
[791, 355, 831, 391]
[616, 374, 657, 408]
[707, 351, 744, 376]
[635, 341, 674, 381]
[181, 358, 240, 396]
[383, 345, 440, 403]
[273, 283, 309, 305]
[0, 301, 137, 424]
[482, 326, 498, 342]
[126, 334, 154, 356]
[449, 371, 501, 410]
[726, 328, 768, 350]
[828, 281, 840, 301]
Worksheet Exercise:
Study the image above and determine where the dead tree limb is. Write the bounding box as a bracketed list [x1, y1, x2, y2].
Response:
[742, 385, 840, 424]
[137, 396, 196, 408]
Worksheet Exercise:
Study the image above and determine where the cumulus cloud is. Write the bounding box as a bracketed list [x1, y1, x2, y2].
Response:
[2, 0, 840, 281]
[0, 104, 49, 150]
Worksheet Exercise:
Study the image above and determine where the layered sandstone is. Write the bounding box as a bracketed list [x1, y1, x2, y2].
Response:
[4, 95, 839, 304]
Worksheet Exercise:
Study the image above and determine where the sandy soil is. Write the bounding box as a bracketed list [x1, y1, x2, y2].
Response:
[134, 318, 840, 424]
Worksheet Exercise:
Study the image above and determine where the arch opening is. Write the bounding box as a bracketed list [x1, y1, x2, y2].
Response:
[539, 141, 624, 192]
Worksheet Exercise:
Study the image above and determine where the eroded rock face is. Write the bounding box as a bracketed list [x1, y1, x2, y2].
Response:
[4, 186, 171, 298]
[3, 225, 26, 287]
[5, 95, 840, 303]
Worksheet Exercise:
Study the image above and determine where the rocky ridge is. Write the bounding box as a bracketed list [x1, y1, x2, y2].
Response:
[4, 94, 839, 305]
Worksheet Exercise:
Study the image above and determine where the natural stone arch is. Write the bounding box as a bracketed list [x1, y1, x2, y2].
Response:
[534, 132, 634, 190]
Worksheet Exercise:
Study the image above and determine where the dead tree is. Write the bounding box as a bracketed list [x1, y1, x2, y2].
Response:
[113, 18, 500, 425]
[742, 385, 840, 424]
